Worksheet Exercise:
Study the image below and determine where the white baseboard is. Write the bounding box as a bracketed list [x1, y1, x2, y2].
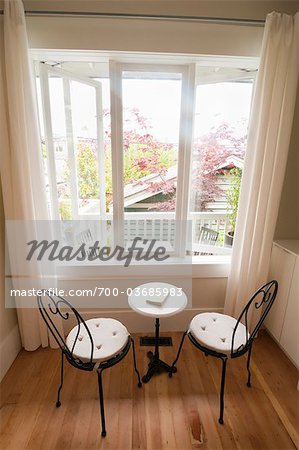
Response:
[65, 307, 223, 334]
[0, 324, 21, 382]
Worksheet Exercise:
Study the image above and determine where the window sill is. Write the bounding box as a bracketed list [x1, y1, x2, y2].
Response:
[56, 256, 230, 280]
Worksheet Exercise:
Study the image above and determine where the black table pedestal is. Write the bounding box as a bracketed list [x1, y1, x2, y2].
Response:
[142, 318, 177, 383]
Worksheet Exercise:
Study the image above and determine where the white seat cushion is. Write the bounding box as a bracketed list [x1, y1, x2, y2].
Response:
[66, 318, 129, 363]
[189, 312, 249, 357]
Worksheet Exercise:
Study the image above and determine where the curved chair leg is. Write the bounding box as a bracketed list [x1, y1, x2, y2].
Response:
[219, 357, 227, 424]
[169, 331, 188, 378]
[97, 370, 106, 437]
[56, 351, 64, 407]
[246, 345, 253, 387]
[131, 337, 142, 387]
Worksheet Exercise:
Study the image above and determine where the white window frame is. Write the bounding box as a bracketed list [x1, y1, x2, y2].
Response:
[39, 63, 106, 221]
[189, 67, 256, 261]
[33, 51, 259, 275]
[109, 62, 196, 255]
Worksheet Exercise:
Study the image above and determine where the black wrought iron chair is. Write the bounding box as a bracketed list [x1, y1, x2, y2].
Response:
[169, 280, 278, 424]
[37, 291, 142, 437]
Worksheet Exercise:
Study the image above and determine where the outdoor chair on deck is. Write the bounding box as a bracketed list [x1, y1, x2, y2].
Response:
[37, 291, 142, 437]
[169, 280, 278, 424]
[194, 226, 219, 255]
[75, 228, 100, 258]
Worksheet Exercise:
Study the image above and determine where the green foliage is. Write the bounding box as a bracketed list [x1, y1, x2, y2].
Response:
[124, 145, 175, 185]
[67, 141, 176, 213]
[59, 200, 72, 220]
[42, 143, 47, 159]
[226, 167, 242, 232]
[77, 143, 99, 200]
[61, 143, 100, 214]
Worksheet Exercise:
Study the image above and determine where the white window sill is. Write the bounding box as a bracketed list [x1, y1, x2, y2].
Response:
[56, 256, 230, 280]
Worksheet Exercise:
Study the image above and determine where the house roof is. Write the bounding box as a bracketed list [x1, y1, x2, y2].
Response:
[109, 154, 244, 210]
[214, 155, 244, 172]
[77, 153, 244, 215]
[110, 165, 177, 210]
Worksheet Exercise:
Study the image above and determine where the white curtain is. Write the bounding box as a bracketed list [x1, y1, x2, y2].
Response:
[0, 0, 59, 350]
[224, 12, 299, 322]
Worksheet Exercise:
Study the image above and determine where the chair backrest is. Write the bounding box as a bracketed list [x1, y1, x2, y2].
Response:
[231, 280, 278, 357]
[37, 291, 94, 369]
[199, 226, 219, 246]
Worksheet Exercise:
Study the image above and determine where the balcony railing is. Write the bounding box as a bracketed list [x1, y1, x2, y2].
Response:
[71, 211, 231, 254]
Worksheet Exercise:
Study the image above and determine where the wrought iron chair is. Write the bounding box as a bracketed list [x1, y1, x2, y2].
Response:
[37, 291, 142, 437]
[169, 280, 278, 424]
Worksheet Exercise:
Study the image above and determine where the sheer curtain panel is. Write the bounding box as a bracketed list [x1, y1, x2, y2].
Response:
[0, 0, 60, 350]
[224, 12, 299, 324]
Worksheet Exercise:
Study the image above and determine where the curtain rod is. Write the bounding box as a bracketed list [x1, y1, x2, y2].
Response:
[0, 10, 265, 26]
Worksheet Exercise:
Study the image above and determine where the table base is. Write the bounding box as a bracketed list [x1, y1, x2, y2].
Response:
[142, 351, 177, 383]
[140, 336, 173, 347]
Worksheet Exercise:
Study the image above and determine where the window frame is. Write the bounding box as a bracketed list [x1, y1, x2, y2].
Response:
[33, 51, 258, 271]
[109, 61, 196, 255]
[39, 63, 106, 220]
[189, 67, 256, 260]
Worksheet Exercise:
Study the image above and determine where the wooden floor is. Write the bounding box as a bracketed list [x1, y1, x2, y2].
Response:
[1, 331, 298, 450]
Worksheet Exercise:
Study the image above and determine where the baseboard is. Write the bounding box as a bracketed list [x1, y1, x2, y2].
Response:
[0, 324, 21, 382]
[65, 307, 223, 334]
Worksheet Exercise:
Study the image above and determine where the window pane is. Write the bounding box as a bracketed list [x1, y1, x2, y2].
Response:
[48, 76, 71, 220]
[121, 72, 181, 214]
[120, 71, 182, 249]
[70, 80, 100, 216]
[70, 77, 112, 218]
[36, 65, 110, 222]
[189, 75, 254, 256]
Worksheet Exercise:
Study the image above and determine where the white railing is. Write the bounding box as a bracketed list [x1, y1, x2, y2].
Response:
[122, 212, 230, 245]
[190, 212, 230, 246]
[76, 211, 230, 247]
